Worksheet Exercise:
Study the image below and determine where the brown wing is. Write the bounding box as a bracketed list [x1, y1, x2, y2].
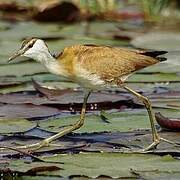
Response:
[70, 45, 160, 81]
[57, 45, 165, 82]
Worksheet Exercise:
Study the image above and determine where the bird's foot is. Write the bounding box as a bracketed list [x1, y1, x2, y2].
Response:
[142, 137, 180, 152]
[0, 140, 63, 152]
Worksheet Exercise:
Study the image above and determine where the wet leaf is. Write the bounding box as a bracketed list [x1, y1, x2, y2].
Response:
[39, 108, 180, 134]
[0, 118, 36, 134]
[5, 153, 180, 179]
[0, 62, 47, 77]
[0, 104, 60, 119]
[1, 128, 180, 156]
[39, 112, 135, 133]
[43, 153, 180, 178]
[0, 90, 131, 109]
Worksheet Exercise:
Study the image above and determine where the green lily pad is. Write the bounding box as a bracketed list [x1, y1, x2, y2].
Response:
[44, 153, 180, 178]
[0, 118, 36, 134]
[39, 111, 147, 133]
[39, 108, 180, 134]
[0, 62, 47, 77]
[6, 153, 180, 179]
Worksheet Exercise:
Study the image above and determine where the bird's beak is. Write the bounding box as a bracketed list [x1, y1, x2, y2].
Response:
[8, 49, 24, 63]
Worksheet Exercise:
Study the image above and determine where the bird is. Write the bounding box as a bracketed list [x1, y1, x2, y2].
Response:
[8, 37, 177, 151]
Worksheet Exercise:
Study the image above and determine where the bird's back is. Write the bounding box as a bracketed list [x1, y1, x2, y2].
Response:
[55, 45, 166, 88]
[57, 45, 167, 83]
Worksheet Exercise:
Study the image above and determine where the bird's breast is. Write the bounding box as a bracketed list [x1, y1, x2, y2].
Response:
[73, 63, 106, 90]
[46, 61, 70, 77]
[46, 60, 105, 90]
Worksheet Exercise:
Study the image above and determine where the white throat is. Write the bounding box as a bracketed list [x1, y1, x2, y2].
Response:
[23, 39, 55, 65]
[23, 39, 67, 76]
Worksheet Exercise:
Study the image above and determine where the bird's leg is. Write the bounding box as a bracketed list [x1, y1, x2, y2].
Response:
[10, 91, 91, 151]
[122, 85, 179, 151]
[123, 86, 159, 142]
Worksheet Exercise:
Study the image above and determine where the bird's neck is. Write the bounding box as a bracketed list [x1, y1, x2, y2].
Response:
[34, 50, 56, 65]
[34, 50, 69, 77]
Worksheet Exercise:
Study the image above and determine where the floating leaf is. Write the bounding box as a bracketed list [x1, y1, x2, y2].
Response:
[0, 118, 36, 134]
[39, 111, 155, 133]
[0, 90, 132, 111]
[0, 104, 60, 119]
[5, 153, 180, 179]
[0, 62, 47, 77]
[39, 108, 180, 134]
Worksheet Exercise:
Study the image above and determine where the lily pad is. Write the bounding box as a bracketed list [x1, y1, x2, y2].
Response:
[0, 90, 130, 106]
[39, 108, 180, 134]
[5, 153, 180, 179]
[0, 118, 36, 134]
[0, 62, 47, 77]
[131, 32, 180, 51]
[0, 104, 60, 119]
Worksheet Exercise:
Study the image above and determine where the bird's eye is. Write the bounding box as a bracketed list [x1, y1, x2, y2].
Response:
[29, 44, 33, 48]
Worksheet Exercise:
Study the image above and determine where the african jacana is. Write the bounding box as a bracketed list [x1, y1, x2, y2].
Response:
[8, 38, 177, 151]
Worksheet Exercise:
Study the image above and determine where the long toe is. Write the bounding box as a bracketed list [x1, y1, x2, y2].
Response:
[12, 140, 50, 151]
[143, 139, 160, 151]
[160, 137, 180, 147]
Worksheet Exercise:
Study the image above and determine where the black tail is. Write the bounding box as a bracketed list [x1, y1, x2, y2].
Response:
[141, 51, 168, 62]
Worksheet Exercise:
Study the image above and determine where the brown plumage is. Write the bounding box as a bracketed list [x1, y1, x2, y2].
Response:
[56, 44, 167, 83]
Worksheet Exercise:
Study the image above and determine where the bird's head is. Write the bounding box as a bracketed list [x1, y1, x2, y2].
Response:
[9, 38, 50, 62]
